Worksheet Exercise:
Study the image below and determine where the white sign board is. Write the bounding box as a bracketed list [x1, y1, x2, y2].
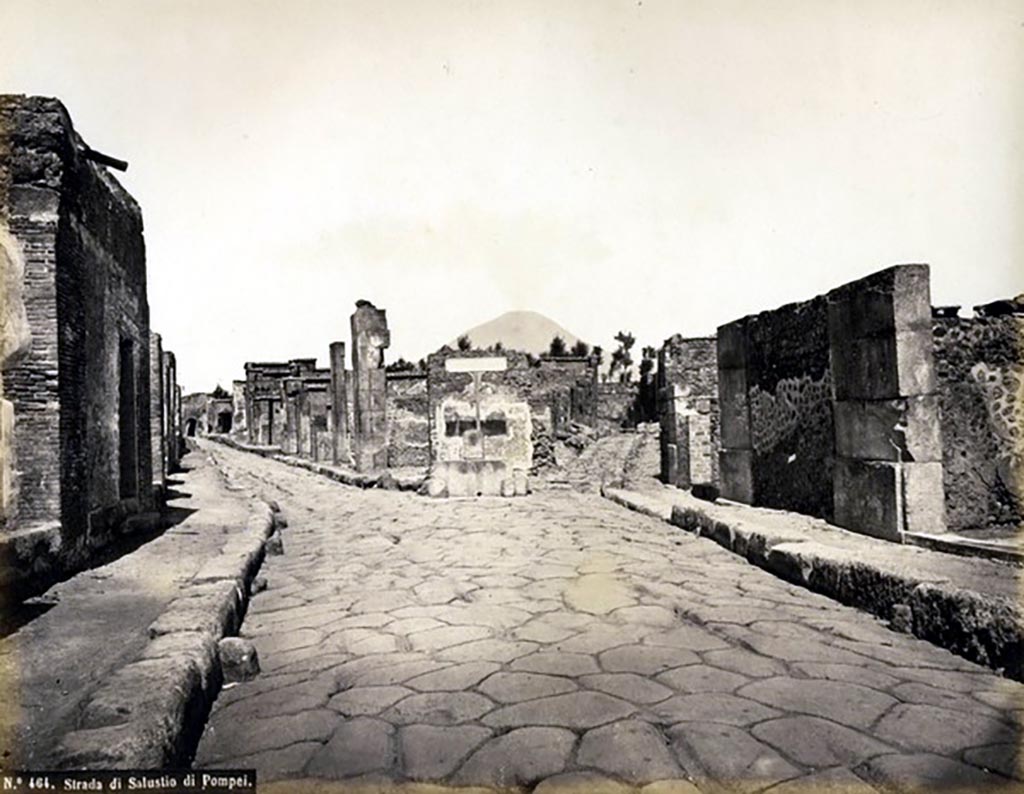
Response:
[445, 356, 508, 373]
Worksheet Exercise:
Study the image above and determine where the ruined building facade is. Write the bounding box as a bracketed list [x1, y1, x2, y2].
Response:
[0, 95, 181, 596]
[658, 264, 1023, 542]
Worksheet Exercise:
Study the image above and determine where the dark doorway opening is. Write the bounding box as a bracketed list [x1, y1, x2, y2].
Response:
[217, 411, 233, 433]
[185, 418, 198, 437]
[118, 338, 138, 499]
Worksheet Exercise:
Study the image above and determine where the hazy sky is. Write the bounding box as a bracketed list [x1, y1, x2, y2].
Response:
[2, 1, 1021, 392]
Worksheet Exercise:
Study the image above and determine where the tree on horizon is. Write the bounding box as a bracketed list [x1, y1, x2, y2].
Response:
[457, 334, 473, 351]
[548, 335, 568, 357]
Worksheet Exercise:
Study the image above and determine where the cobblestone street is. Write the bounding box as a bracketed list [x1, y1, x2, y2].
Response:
[194, 442, 1022, 792]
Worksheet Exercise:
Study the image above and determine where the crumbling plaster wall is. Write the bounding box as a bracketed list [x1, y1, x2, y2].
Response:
[934, 313, 1023, 529]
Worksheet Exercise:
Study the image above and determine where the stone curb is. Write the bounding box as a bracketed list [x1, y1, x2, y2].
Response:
[207, 433, 427, 492]
[603, 487, 1024, 682]
[53, 488, 280, 768]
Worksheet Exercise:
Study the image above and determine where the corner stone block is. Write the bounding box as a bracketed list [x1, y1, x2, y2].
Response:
[833, 395, 943, 463]
[717, 368, 751, 449]
[831, 328, 937, 402]
[716, 320, 748, 370]
[902, 461, 947, 534]
[719, 449, 753, 504]
[832, 458, 901, 541]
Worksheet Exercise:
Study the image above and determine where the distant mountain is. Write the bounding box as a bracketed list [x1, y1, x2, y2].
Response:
[448, 310, 585, 355]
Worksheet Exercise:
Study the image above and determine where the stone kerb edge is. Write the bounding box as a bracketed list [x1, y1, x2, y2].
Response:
[52, 485, 280, 768]
[602, 488, 1024, 682]
[206, 433, 426, 492]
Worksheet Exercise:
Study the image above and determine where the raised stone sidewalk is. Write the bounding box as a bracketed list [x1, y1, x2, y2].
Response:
[208, 434, 426, 492]
[604, 484, 1023, 681]
[0, 445, 280, 768]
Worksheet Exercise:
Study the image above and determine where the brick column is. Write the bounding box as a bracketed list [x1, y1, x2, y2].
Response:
[148, 332, 165, 494]
[716, 319, 754, 503]
[828, 265, 946, 539]
[281, 378, 301, 455]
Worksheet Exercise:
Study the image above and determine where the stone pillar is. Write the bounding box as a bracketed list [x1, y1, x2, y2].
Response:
[350, 301, 390, 471]
[231, 380, 247, 437]
[148, 332, 166, 496]
[716, 319, 754, 503]
[297, 383, 312, 459]
[659, 384, 690, 488]
[828, 265, 946, 539]
[282, 378, 301, 455]
[329, 341, 349, 466]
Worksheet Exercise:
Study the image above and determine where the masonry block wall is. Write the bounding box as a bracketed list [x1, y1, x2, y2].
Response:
[658, 336, 718, 489]
[386, 373, 429, 468]
[718, 265, 946, 540]
[718, 296, 834, 516]
[163, 352, 181, 471]
[933, 310, 1023, 529]
[1, 95, 153, 580]
[596, 383, 637, 432]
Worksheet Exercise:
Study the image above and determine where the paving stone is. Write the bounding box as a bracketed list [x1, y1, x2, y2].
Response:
[738, 677, 897, 730]
[199, 741, 322, 783]
[515, 621, 579, 643]
[349, 660, 448, 687]
[761, 767, 877, 793]
[874, 703, 1018, 755]
[451, 727, 576, 787]
[483, 691, 635, 729]
[409, 625, 492, 651]
[742, 635, 874, 666]
[643, 626, 730, 652]
[382, 691, 495, 725]
[639, 781, 703, 794]
[509, 651, 601, 676]
[564, 574, 637, 614]
[667, 722, 801, 792]
[752, 716, 894, 768]
[399, 724, 492, 780]
[599, 645, 700, 675]
[304, 717, 394, 779]
[962, 743, 1022, 781]
[196, 709, 339, 762]
[791, 662, 903, 691]
[386, 617, 448, 636]
[533, 772, 634, 793]
[613, 604, 680, 627]
[856, 752, 1010, 791]
[577, 719, 684, 782]
[437, 638, 539, 663]
[653, 694, 782, 726]
[581, 673, 675, 704]
[477, 672, 578, 703]
[405, 662, 501, 692]
[327, 685, 412, 716]
[656, 664, 749, 693]
[556, 625, 651, 654]
[702, 648, 787, 679]
[890, 681, 1006, 715]
[214, 676, 336, 720]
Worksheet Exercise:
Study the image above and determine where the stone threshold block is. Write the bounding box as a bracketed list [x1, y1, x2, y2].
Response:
[833, 458, 946, 540]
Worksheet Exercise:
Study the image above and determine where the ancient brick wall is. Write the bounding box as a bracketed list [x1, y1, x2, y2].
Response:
[181, 392, 209, 437]
[1, 96, 152, 562]
[933, 313, 1023, 529]
[386, 373, 429, 467]
[658, 336, 719, 489]
[149, 332, 165, 493]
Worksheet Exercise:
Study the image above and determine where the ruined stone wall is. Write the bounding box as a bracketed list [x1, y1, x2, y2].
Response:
[162, 351, 181, 471]
[386, 373, 429, 468]
[720, 296, 835, 519]
[596, 383, 637, 432]
[658, 336, 719, 489]
[181, 392, 209, 436]
[934, 313, 1023, 529]
[1, 96, 152, 560]
[719, 265, 945, 540]
[231, 379, 247, 437]
[426, 349, 534, 470]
